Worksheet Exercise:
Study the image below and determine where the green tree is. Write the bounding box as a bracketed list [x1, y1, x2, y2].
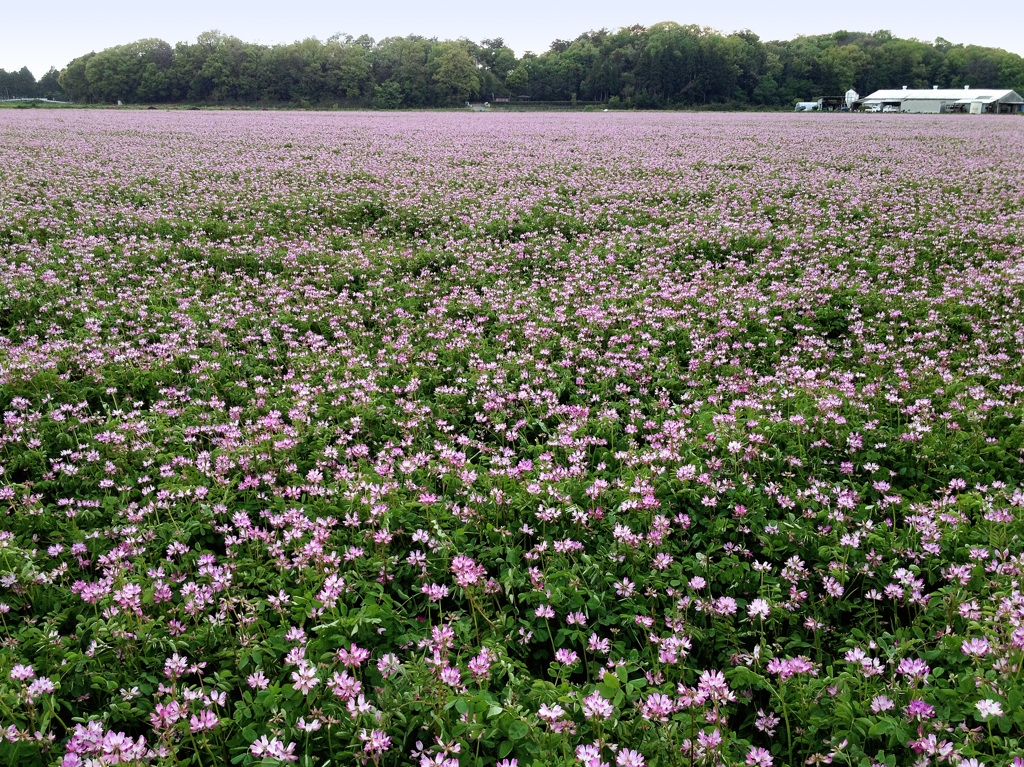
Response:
[137, 63, 171, 102]
[168, 31, 251, 102]
[556, 38, 597, 99]
[36, 68, 66, 100]
[373, 79, 404, 108]
[79, 39, 173, 103]
[83, 46, 134, 102]
[431, 41, 479, 104]
[637, 23, 701, 104]
[1, 66, 37, 98]
[818, 43, 869, 93]
[59, 53, 96, 102]
[580, 27, 641, 102]
[43, 23, 1024, 111]
[373, 37, 433, 106]
[489, 45, 518, 80]
[505, 66, 529, 94]
[324, 37, 371, 101]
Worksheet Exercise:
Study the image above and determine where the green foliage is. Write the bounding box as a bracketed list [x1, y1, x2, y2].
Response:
[431, 42, 480, 104]
[3, 109, 1024, 767]
[17, 24, 1023, 107]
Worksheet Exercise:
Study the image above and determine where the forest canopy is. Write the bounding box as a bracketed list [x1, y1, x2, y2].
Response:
[3, 25, 1023, 108]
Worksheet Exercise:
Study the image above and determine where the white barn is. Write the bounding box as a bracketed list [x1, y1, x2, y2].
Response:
[861, 86, 1023, 114]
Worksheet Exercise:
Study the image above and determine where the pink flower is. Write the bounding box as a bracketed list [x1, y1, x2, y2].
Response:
[976, 699, 1004, 718]
[163, 653, 188, 680]
[539, 703, 565, 723]
[330, 670, 363, 700]
[290, 661, 319, 695]
[617, 748, 646, 766]
[870, 695, 894, 713]
[10, 664, 35, 681]
[961, 637, 990, 657]
[896, 658, 929, 680]
[697, 728, 723, 749]
[905, 699, 935, 720]
[377, 653, 402, 678]
[582, 691, 614, 720]
[358, 729, 392, 754]
[422, 583, 449, 601]
[640, 693, 676, 722]
[468, 650, 494, 680]
[577, 744, 605, 767]
[337, 644, 371, 668]
[420, 755, 459, 767]
[26, 677, 55, 701]
[251, 735, 298, 762]
[189, 709, 219, 732]
[451, 555, 485, 587]
[908, 733, 953, 759]
[150, 701, 184, 728]
[555, 649, 579, 665]
[746, 746, 773, 767]
[697, 669, 734, 702]
[614, 579, 636, 597]
[437, 665, 464, 690]
[755, 708, 780, 736]
[748, 599, 770, 620]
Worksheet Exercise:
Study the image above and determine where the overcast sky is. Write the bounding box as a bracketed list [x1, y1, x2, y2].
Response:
[5, 0, 1022, 80]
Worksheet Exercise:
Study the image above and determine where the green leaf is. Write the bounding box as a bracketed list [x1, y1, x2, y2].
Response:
[508, 721, 529, 740]
[869, 719, 895, 737]
[1009, 688, 1023, 711]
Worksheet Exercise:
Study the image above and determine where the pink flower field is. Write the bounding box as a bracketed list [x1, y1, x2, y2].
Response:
[1, 110, 1023, 766]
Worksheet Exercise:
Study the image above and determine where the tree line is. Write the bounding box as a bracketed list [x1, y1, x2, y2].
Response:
[0, 66, 64, 100]
[3, 25, 1023, 108]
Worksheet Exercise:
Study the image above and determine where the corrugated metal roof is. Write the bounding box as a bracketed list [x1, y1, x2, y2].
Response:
[966, 94, 1009, 103]
[863, 88, 1023, 103]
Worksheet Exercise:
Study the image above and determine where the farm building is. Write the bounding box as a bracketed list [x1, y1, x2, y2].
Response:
[860, 86, 1023, 113]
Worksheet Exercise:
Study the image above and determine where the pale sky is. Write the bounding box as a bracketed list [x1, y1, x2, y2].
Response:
[4, 0, 1022, 79]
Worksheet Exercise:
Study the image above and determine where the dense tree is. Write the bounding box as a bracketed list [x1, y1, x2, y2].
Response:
[505, 66, 529, 95]
[0, 66, 37, 99]
[372, 36, 434, 107]
[323, 37, 371, 100]
[168, 31, 255, 102]
[26, 25, 1024, 109]
[77, 39, 173, 103]
[58, 53, 95, 101]
[36, 68, 66, 100]
[431, 42, 480, 104]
